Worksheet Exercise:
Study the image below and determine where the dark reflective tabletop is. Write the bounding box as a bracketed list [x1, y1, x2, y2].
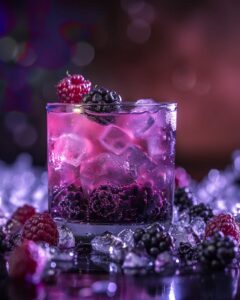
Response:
[1, 255, 240, 300]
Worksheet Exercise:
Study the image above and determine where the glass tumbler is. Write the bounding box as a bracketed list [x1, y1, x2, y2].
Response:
[47, 102, 177, 235]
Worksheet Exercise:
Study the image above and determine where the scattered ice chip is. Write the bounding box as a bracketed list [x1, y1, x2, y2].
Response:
[91, 233, 125, 255]
[122, 251, 151, 269]
[169, 224, 196, 248]
[117, 229, 134, 248]
[155, 251, 178, 274]
[190, 217, 206, 241]
[51, 133, 90, 167]
[57, 224, 75, 249]
[100, 125, 133, 155]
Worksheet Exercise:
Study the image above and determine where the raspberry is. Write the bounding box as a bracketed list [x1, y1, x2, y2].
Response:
[198, 232, 237, 270]
[205, 213, 240, 243]
[57, 73, 91, 103]
[22, 212, 59, 246]
[189, 203, 213, 222]
[82, 86, 122, 125]
[174, 187, 193, 212]
[11, 204, 36, 225]
[51, 184, 87, 221]
[8, 240, 47, 282]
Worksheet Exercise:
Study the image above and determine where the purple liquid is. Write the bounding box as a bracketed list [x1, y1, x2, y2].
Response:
[47, 102, 176, 229]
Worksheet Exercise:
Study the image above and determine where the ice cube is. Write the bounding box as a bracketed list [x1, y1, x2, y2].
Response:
[132, 99, 159, 113]
[169, 224, 196, 248]
[91, 233, 125, 255]
[155, 251, 178, 274]
[80, 152, 135, 189]
[117, 229, 134, 248]
[190, 218, 206, 240]
[100, 125, 133, 155]
[51, 133, 90, 168]
[121, 146, 156, 181]
[57, 224, 75, 250]
[122, 252, 152, 271]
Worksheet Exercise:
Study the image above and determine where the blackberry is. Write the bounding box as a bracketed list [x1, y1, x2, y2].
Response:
[177, 242, 198, 264]
[51, 184, 87, 221]
[189, 203, 213, 222]
[198, 232, 237, 270]
[133, 226, 173, 258]
[89, 185, 121, 223]
[174, 187, 193, 212]
[0, 227, 13, 253]
[82, 86, 122, 125]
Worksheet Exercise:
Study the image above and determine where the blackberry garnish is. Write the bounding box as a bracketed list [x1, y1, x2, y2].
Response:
[82, 86, 122, 125]
[89, 185, 121, 223]
[133, 225, 173, 258]
[198, 232, 237, 270]
[51, 184, 87, 221]
[174, 187, 193, 212]
[177, 242, 198, 264]
[189, 203, 213, 222]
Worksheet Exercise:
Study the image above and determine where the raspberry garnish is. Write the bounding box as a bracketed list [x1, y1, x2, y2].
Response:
[8, 240, 47, 282]
[22, 212, 59, 246]
[57, 73, 91, 103]
[205, 213, 240, 243]
[11, 204, 36, 225]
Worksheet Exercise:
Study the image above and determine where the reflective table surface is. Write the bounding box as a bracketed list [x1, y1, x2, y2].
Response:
[0, 255, 240, 300]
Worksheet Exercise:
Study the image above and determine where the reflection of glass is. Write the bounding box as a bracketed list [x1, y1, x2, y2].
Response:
[47, 102, 177, 235]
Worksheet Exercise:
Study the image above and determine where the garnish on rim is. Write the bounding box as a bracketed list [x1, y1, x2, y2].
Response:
[57, 72, 91, 104]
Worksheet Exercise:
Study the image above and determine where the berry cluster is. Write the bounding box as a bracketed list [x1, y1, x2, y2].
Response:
[133, 224, 173, 258]
[22, 212, 59, 246]
[205, 213, 240, 243]
[198, 232, 237, 270]
[174, 188, 193, 212]
[51, 184, 87, 221]
[177, 242, 198, 264]
[83, 86, 122, 125]
[189, 203, 213, 222]
[11, 204, 36, 225]
[88, 183, 165, 223]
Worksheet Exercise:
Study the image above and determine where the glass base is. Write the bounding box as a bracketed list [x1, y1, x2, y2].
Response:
[56, 220, 171, 236]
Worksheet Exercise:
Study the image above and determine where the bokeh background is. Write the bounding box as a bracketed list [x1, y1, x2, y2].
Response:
[1, 0, 240, 179]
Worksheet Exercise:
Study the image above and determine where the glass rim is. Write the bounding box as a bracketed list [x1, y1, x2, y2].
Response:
[46, 101, 177, 112]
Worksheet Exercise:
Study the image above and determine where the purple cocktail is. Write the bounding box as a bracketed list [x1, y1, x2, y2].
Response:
[47, 100, 176, 234]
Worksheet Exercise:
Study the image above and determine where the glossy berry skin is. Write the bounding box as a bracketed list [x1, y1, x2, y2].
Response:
[189, 203, 213, 222]
[22, 212, 59, 246]
[57, 74, 91, 103]
[83, 86, 122, 113]
[12, 204, 36, 225]
[174, 188, 193, 212]
[198, 232, 237, 270]
[82, 86, 122, 125]
[205, 213, 240, 243]
[8, 240, 47, 283]
[133, 225, 173, 258]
